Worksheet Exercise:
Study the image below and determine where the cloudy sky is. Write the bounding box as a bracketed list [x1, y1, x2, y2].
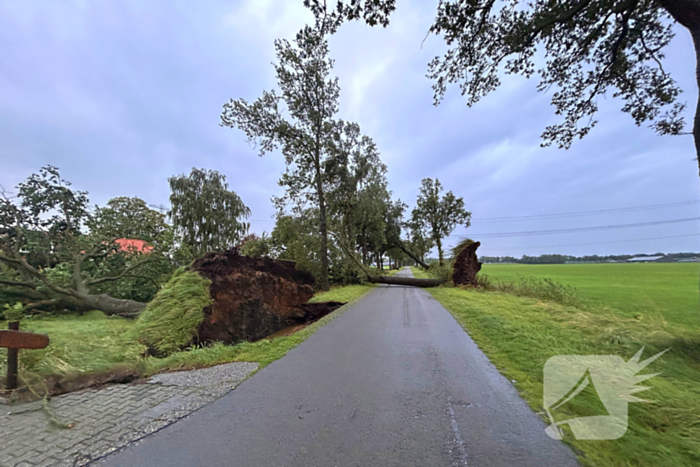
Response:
[1, 0, 699, 258]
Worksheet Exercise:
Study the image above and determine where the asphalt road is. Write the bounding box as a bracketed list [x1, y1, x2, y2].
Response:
[99, 268, 579, 467]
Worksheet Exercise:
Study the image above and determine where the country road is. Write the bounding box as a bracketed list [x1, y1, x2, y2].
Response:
[98, 268, 578, 467]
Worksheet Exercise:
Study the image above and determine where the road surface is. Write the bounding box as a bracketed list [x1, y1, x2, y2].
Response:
[99, 268, 578, 466]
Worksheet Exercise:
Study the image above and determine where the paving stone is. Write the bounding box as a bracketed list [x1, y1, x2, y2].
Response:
[0, 362, 257, 467]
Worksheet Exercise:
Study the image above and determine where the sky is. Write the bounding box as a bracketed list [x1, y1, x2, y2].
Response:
[1, 0, 699, 258]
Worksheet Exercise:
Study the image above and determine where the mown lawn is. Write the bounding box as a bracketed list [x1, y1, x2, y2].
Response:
[423, 263, 700, 467]
[1, 284, 374, 395]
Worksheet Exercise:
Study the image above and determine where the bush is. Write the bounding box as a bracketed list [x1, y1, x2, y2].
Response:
[427, 262, 453, 284]
[131, 268, 212, 356]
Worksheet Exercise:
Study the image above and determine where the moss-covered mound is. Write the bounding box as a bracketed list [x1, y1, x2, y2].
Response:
[132, 268, 212, 357]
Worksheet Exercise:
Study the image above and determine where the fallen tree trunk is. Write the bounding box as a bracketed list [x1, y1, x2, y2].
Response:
[12, 291, 146, 318]
[367, 275, 443, 288]
[329, 231, 444, 288]
[391, 239, 430, 270]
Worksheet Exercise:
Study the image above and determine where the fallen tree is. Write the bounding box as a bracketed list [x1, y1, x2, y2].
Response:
[0, 167, 163, 318]
[330, 231, 444, 287]
[390, 238, 431, 270]
[366, 275, 443, 288]
[134, 250, 345, 356]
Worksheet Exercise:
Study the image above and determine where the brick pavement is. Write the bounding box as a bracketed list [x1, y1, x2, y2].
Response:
[0, 362, 258, 467]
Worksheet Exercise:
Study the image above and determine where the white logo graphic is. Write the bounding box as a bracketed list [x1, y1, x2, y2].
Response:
[542, 347, 667, 440]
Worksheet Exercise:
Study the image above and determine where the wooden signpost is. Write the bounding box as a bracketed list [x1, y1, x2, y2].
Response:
[0, 322, 49, 390]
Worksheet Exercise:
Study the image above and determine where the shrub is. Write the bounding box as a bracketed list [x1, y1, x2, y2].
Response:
[131, 268, 212, 356]
[427, 262, 453, 284]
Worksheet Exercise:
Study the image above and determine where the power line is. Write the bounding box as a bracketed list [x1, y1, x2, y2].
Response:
[473, 200, 700, 223]
[479, 233, 700, 253]
[467, 217, 700, 238]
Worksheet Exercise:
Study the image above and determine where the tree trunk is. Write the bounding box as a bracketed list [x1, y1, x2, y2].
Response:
[79, 294, 146, 318]
[436, 237, 444, 266]
[361, 227, 368, 265]
[318, 197, 329, 290]
[693, 29, 700, 180]
[367, 275, 444, 287]
[393, 239, 430, 270]
[655, 0, 700, 174]
[315, 160, 330, 291]
[6, 288, 145, 318]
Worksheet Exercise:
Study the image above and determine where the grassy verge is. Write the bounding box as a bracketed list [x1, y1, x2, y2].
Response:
[428, 286, 700, 467]
[410, 266, 430, 279]
[1, 284, 373, 398]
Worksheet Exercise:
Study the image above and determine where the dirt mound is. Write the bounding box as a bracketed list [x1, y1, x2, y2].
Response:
[452, 241, 482, 287]
[190, 250, 339, 345]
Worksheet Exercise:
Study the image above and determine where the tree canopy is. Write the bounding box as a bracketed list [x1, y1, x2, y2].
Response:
[305, 0, 700, 177]
[222, 26, 381, 289]
[168, 168, 251, 258]
[411, 178, 471, 266]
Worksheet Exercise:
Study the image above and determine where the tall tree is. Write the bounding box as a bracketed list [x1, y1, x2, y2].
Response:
[221, 26, 341, 290]
[411, 178, 471, 266]
[324, 120, 389, 268]
[0, 167, 159, 317]
[305, 1, 700, 180]
[168, 168, 251, 258]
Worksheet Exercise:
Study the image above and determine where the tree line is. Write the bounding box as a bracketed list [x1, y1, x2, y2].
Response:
[481, 252, 700, 264]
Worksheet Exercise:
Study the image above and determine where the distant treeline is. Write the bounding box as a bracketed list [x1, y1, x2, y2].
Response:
[479, 252, 700, 264]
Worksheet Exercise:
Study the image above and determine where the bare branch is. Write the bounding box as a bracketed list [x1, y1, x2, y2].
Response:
[85, 259, 154, 286]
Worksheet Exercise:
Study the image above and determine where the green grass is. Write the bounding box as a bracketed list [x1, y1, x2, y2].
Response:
[482, 263, 699, 329]
[409, 266, 430, 279]
[1, 311, 143, 379]
[426, 265, 700, 466]
[131, 268, 212, 356]
[1, 283, 374, 394]
[309, 284, 374, 303]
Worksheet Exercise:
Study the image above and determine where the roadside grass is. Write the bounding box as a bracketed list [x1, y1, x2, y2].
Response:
[309, 284, 374, 303]
[428, 287, 700, 467]
[1, 283, 374, 395]
[409, 266, 430, 279]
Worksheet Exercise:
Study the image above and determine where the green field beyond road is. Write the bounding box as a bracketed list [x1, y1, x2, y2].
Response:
[482, 263, 699, 329]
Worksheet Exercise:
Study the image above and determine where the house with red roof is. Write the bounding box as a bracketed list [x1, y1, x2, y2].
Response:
[114, 238, 153, 254]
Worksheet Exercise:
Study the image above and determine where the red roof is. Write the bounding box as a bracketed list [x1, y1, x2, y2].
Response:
[115, 238, 153, 253]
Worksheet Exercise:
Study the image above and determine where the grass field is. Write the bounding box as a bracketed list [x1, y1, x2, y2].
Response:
[482, 263, 699, 329]
[413, 263, 700, 466]
[0, 284, 374, 397]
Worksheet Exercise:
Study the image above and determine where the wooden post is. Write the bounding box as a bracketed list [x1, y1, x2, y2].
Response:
[7, 321, 19, 390]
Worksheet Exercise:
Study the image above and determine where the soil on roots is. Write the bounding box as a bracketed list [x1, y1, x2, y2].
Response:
[190, 250, 344, 345]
